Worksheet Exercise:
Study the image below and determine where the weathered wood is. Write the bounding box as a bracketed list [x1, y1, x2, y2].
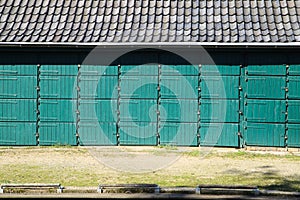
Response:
[159, 187, 196, 194]
[197, 184, 258, 189]
[97, 184, 160, 194]
[0, 183, 63, 193]
[196, 185, 259, 196]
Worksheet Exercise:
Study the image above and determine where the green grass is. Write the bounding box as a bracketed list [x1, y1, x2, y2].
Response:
[182, 149, 211, 157]
[215, 150, 300, 161]
[1, 164, 299, 192]
[29, 144, 75, 149]
[182, 149, 300, 161]
[0, 164, 100, 187]
[0, 147, 300, 192]
[156, 144, 178, 150]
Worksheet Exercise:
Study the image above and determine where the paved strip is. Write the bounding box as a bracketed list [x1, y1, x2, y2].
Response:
[0, 193, 298, 200]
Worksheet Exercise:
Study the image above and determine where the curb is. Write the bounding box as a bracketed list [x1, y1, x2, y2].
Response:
[259, 189, 300, 197]
[1, 185, 300, 198]
[58, 186, 300, 197]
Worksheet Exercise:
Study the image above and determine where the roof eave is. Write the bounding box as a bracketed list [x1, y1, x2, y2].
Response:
[1, 42, 300, 48]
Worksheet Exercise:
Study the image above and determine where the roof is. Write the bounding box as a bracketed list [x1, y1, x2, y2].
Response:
[0, 0, 300, 46]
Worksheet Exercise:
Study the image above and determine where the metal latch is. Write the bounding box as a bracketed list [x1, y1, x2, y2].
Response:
[237, 132, 242, 138]
[282, 87, 288, 92]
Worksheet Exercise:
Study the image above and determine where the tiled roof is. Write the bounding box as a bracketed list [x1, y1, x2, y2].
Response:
[0, 0, 300, 44]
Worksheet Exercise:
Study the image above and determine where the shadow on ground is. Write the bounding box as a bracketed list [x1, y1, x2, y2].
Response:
[242, 169, 300, 192]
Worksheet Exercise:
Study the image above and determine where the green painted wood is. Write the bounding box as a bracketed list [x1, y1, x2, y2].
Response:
[159, 122, 198, 146]
[79, 75, 118, 99]
[200, 99, 239, 123]
[38, 122, 77, 145]
[0, 65, 37, 76]
[119, 122, 157, 145]
[78, 122, 117, 145]
[0, 76, 37, 99]
[79, 99, 117, 122]
[120, 99, 157, 122]
[200, 123, 239, 147]
[80, 65, 118, 76]
[160, 76, 198, 99]
[200, 76, 239, 99]
[39, 76, 77, 99]
[244, 76, 286, 99]
[243, 122, 285, 147]
[0, 122, 36, 145]
[121, 65, 158, 76]
[288, 76, 300, 99]
[120, 76, 158, 99]
[159, 99, 198, 122]
[39, 99, 76, 122]
[245, 100, 286, 123]
[0, 64, 295, 147]
[40, 65, 78, 76]
[0, 99, 36, 122]
[246, 65, 286, 76]
[287, 124, 300, 147]
[287, 100, 300, 123]
[289, 65, 300, 76]
[161, 65, 199, 76]
[201, 65, 240, 76]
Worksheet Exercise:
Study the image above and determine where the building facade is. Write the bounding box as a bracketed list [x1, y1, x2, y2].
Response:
[0, 0, 299, 147]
